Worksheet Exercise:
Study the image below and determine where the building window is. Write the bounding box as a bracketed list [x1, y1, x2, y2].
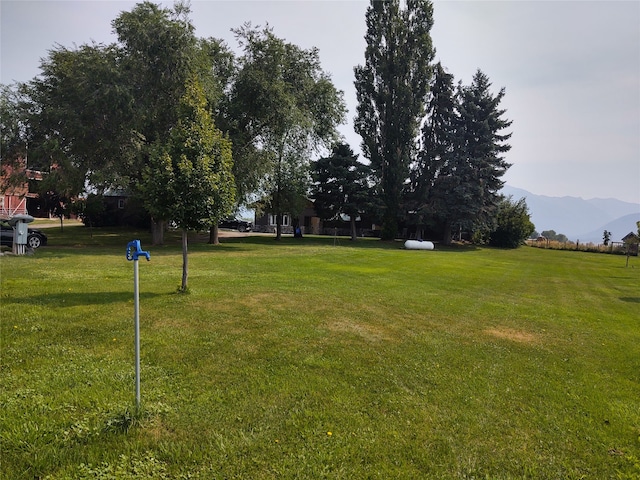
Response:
[268, 214, 290, 226]
[117, 199, 125, 209]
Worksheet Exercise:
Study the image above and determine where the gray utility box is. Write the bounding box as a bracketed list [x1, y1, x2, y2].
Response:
[8, 214, 34, 255]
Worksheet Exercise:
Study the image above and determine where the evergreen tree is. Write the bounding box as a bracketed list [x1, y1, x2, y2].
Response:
[452, 70, 512, 238]
[413, 68, 512, 244]
[409, 62, 458, 240]
[311, 143, 372, 241]
[354, 0, 434, 240]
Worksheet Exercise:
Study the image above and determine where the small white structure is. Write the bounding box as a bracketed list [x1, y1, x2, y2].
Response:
[404, 239, 434, 250]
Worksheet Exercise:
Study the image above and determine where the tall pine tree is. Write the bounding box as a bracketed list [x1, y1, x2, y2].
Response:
[354, 0, 434, 240]
[416, 68, 512, 244]
[454, 70, 512, 238]
[409, 62, 458, 240]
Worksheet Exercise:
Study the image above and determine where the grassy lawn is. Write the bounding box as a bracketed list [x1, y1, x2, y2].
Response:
[2, 225, 639, 479]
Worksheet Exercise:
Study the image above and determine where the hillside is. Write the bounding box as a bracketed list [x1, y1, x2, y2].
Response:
[576, 213, 640, 244]
[501, 185, 639, 243]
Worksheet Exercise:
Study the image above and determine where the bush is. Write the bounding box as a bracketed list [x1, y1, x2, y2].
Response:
[487, 196, 535, 248]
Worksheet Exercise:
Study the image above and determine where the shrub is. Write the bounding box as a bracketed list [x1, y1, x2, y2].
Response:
[487, 196, 535, 248]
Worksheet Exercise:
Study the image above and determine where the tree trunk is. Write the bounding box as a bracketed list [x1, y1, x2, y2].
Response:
[381, 208, 398, 241]
[209, 224, 219, 245]
[350, 217, 357, 241]
[275, 143, 283, 241]
[151, 219, 165, 245]
[275, 212, 282, 240]
[58, 215, 64, 232]
[442, 223, 453, 246]
[181, 229, 188, 291]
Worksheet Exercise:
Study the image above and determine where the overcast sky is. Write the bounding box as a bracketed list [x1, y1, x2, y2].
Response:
[2, 0, 639, 204]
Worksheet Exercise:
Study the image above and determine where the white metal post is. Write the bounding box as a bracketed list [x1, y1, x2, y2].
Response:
[133, 257, 141, 409]
[127, 239, 149, 410]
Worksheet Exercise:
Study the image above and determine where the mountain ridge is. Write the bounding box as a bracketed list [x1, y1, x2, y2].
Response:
[501, 185, 639, 243]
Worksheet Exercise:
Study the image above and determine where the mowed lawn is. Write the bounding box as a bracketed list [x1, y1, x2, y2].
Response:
[1, 226, 639, 479]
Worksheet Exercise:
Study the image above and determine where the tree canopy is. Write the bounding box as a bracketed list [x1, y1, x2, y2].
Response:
[408, 61, 458, 240]
[403, 66, 513, 244]
[1, 0, 521, 250]
[0, 84, 28, 165]
[354, 0, 435, 240]
[487, 196, 535, 248]
[142, 75, 235, 290]
[311, 143, 372, 241]
[16, 43, 134, 191]
[229, 24, 346, 239]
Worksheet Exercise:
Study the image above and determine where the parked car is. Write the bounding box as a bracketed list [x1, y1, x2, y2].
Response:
[218, 217, 252, 232]
[0, 220, 48, 249]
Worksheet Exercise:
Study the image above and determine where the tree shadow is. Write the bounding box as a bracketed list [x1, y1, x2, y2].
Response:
[217, 234, 481, 252]
[7, 291, 163, 307]
[24, 232, 481, 255]
[619, 297, 640, 303]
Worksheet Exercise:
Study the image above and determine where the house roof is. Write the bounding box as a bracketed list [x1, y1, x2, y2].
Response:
[621, 232, 640, 243]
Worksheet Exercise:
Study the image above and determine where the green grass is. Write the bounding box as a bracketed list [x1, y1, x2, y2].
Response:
[2, 225, 639, 479]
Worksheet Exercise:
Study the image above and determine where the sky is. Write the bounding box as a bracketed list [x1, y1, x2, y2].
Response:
[2, 0, 639, 204]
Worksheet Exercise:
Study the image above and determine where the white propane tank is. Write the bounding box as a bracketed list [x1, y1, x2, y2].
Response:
[404, 240, 434, 250]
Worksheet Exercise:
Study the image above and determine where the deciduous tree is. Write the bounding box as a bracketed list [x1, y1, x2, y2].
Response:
[0, 84, 31, 196]
[28, 42, 135, 183]
[354, 0, 434, 240]
[141, 76, 235, 291]
[113, 1, 200, 244]
[13, 2, 202, 244]
[541, 230, 569, 243]
[487, 196, 535, 248]
[0, 84, 28, 165]
[229, 25, 345, 240]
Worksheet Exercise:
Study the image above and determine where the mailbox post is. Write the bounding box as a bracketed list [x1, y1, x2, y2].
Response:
[8, 214, 34, 255]
[126, 240, 150, 408]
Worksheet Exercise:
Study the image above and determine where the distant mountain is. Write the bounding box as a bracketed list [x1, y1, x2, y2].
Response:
[576, 213, 640, 244]
[501, 185, 640, 243]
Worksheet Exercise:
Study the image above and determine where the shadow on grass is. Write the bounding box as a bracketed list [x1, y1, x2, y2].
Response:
[30, 225, 482, 254]
[619, 297, 640, 303]
[37, 242, 254, 258]
[37, 247, 133, 258]
[7, 291, 163, 307]
[216, 234, 481, 252]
